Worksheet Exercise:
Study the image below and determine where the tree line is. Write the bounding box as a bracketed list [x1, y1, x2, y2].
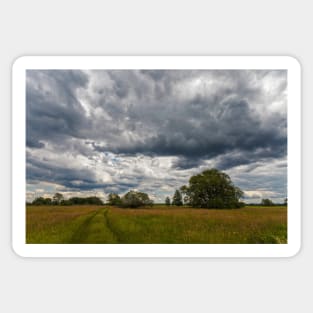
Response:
[107, 168, 244, 209]
[30, 193, 103, 206]
[28, 169, 287, 209]
[164, 168, 245, 209]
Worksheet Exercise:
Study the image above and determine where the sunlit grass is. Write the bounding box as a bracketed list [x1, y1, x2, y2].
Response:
[106, 206, 287, 244]
[26, 206, 99, 243]
[26, 205, 287, 244]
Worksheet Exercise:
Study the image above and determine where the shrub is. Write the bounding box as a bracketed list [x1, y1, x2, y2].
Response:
[261, 198, 275, 206]
[119, 190, 153, 208]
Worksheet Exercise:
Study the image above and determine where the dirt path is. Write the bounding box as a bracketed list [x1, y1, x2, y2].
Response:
[70, 208, 119, 243]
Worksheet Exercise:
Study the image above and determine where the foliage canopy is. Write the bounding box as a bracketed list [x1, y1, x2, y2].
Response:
[261, 198, 274, 206]
[172, 189, 183, 206]
[180, 168, 244, 209]
[31, 194, 103, 206]
[119, 190, 153, 208]
[107, 193, 122, 206]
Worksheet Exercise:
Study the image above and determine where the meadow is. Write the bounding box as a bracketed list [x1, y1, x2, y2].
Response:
[26, 205, 287, 244]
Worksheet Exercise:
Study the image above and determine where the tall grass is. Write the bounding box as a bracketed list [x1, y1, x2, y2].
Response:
[106, 206, 287, 244]
[26, 205, 287, 244]
[26, 206, 99, 243]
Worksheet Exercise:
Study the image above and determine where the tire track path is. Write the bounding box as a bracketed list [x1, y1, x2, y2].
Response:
[70, 208, 119, 243]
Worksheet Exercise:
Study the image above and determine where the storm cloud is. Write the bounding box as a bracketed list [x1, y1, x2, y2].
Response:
[26, 69, 287, 203]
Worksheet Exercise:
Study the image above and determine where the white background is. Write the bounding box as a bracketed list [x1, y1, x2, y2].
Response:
[0, 1, 311, 312]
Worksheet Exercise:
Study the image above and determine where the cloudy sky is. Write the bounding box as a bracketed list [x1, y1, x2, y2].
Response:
[26, 69, 287, 203]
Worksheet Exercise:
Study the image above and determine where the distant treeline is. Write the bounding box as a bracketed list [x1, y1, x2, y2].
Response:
[28, 194, 286, 208]
[27, 169, 287, 209]
[29, 195, 103, 206]
[248, 202, 287, 207]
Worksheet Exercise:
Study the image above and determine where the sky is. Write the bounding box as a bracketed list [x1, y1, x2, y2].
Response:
[26, 69, 287, 203]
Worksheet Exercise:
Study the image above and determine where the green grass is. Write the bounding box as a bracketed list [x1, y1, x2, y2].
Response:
[26, 205, 99, 243]
[26, 205, 287, 244]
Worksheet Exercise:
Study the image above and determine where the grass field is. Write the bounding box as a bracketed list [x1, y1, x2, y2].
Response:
[26, 205, 287, 244]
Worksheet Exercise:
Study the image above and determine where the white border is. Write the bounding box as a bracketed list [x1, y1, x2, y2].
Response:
[12, 56, 301, 258]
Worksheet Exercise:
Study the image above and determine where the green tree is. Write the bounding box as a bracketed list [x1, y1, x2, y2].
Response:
[85, 196, 103, 205]
[120, 190, 153, 208]
[44, 198, 52, 205]
[172, 189, 183, 206]
[180, 168, 244, 209]
[107, 193, 121, 206]
[165, 196, 171, 206]
[32, 197, 52, 205]
[53, 193, 64, 205]
[32, 197, 46, 205]
[261, 198, 274, 206]
[60, 199, 72, 206]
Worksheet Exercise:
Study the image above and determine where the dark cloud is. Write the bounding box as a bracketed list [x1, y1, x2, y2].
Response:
[214, 143, 287, 171]
[90, 95, 286, 170]
[26, 70, 89, 148]
[26, 69, 287, 201]
[172, 157, 205, 170]
[27, 154, 98, 189]
[26, 136, 45, 148]
[140, 70, 167, 81]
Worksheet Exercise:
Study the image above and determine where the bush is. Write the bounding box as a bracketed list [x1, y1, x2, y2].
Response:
[119, 190, 153, 208]
[261, 198, 275, 206]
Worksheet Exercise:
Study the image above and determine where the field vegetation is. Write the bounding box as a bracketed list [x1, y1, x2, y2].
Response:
[26, 169, 287, 244]
[26, 205, 287, 244]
